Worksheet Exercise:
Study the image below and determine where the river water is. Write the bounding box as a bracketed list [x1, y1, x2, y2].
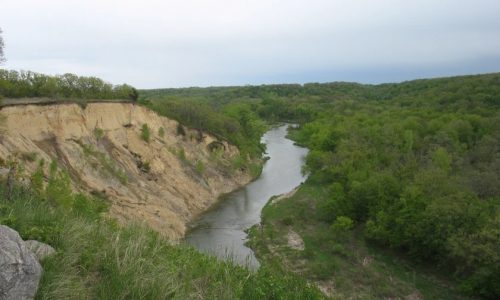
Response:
[185, 125, 308, 269]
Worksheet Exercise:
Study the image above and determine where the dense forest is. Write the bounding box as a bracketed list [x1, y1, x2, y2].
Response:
[0, 69, 138, 100]
[142, 73, 500, 299]
[286, 74, 500, 298]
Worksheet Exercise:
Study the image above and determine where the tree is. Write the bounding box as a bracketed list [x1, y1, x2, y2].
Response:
[0, 27, 5, 64]
[129, 87, 139, 102]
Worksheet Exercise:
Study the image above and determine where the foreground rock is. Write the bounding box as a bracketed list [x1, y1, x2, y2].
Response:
[0, 225, 42, 300]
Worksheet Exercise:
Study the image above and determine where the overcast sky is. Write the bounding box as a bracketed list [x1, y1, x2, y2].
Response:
[1, 0, 500, 88]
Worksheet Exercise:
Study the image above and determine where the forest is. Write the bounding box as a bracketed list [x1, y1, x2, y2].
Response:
[0, 69, 138, 100]
[142, 73, 500, 299]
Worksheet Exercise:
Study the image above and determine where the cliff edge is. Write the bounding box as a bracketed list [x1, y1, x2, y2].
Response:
[0, 103, 252, 240]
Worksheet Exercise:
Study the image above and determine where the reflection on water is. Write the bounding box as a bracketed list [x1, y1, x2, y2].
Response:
[185, 125, 308, 269]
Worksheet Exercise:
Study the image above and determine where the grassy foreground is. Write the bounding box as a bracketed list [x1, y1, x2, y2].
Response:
[247, 181, 472, 300]
[0, 180, 322, 300]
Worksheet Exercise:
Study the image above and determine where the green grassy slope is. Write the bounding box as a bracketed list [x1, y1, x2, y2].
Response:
[0, 175, 322, 299]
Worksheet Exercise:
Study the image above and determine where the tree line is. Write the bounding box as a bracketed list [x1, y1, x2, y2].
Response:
[0, 69, 138, 101]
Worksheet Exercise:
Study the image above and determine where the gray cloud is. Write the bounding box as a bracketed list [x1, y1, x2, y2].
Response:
[1, 0, 500, 88]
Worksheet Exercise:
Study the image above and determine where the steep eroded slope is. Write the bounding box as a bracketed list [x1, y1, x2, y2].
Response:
[0, 103, 252, 239]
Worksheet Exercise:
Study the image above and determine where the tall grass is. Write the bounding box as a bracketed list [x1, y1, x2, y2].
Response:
[0, 181, 322, 299]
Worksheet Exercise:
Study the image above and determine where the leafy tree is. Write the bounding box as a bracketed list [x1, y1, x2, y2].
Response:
[0, 27, 5, 64]
[0, 69, 137, 100]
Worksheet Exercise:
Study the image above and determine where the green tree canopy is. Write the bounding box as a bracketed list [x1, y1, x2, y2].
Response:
[0, 27, 5, 64]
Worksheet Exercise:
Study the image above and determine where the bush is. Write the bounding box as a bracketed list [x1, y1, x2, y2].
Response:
[331, 216, 354, 232]
[176, 123, 186, 136]
[178, 149, 187, 162]
[94, 127, 104, 140]
[330, 216, 354, 241]
[282, 216, 294, 226]
[21, 152, 37, 162]
[195, 160, 205, 175]
[140, 123, 150, 143]
[137, 160, 151, 173]
[158, 127, 165, 138]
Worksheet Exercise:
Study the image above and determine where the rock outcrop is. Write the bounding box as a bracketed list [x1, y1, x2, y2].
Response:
[0, 225, 42, 300]
[0, 103, 252, 239]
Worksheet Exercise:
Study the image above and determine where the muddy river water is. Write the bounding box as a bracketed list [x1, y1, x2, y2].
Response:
[185, 125, 308, 269]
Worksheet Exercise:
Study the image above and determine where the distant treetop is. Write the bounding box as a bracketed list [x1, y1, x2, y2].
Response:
[0, 69, 138, 101]
[0, 27, 5, 64]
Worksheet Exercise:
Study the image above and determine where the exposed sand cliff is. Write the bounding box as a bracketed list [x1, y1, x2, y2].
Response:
[0, 103, 252, 240]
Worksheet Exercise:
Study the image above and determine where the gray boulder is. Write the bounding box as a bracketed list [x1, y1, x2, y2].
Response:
[24, 240, 55, 261]
[0, 225, 42, 300]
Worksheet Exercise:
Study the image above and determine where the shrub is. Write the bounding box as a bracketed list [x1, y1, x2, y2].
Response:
[282, 216, 294, 226]
[158, 127, 165, 138]
[331, 216, 354, 232]
[232, 155, 247, 170]
[94, 127, 104, 140]
[141, 123, 151, 143]
[195, 160, 205, 175]
[136, 160, 151, 173]
[331, 216, 354, 241]
[176, 123, 186, 136]
[178, 149, 187, 162]
[21, 152, 37, 162]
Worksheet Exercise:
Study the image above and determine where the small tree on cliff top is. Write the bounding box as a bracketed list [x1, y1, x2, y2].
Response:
[0, 27, 5, 64]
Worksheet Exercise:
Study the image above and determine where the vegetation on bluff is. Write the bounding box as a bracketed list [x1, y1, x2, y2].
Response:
[0, 69, 138, 101]
[138, 95, 267, 159]
[0, 27, 5, 64]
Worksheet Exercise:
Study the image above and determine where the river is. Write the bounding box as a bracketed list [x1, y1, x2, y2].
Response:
[185, 125, 308, 269]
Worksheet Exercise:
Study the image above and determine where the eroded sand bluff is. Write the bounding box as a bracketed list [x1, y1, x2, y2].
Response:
[0, 103, 252, 240]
